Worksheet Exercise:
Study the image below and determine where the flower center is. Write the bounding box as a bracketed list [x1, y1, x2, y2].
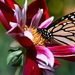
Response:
[24, 25, 46, 46]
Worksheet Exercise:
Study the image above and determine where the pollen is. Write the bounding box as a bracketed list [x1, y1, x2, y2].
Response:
[24, 26, 46, 46]
[30, 27, 46, 46]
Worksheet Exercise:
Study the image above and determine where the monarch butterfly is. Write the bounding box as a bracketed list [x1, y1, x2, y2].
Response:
[37, 12, 75, 46]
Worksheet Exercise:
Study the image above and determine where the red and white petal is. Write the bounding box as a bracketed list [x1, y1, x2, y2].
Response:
[22, 0, 27, 28]
[39, 16, 54, 28]
[35, 46, 54, 67]
[0, 0, 5, 2]
[30, 9, 43, 28]
[37, 59, 54, 72]
[37, 54, 48, 65]
[48, 46, 75, 62]
[27, 0, 50, 19]
[27, 0, 50, 26]
[0, 1, 15, 30]
[14, 4, 21, 24]
[24, 30, 33, 40]
[6, 24, 33, 48]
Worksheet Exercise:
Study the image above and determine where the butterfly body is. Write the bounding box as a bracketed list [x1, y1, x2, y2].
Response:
[37, 28, 53, 41]
[38, 12, 75, 46]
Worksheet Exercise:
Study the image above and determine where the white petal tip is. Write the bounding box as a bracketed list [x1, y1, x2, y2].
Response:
[38, 9, 43, 13]
[14, 4, 17, 7]
[40, 9, 43, 12]
[50, 16, 54, 21]
[24, 30, 33, 40]
[38, 16, 54, 28]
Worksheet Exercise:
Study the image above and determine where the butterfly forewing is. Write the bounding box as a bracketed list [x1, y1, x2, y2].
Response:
[39, 12, 75, 46]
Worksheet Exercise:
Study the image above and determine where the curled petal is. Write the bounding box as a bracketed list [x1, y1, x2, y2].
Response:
[37, 59, 54, 72]
[24, 30, 33, 40]
[22, 0, 27, 27]
[14, 4, 21, 24]
[39, 16, 54, 28]
[37, 54, 48, 65]
[23, 58, 43, 75]
[48, 46, 75, 62]
[30, 9, 43, 28]
[35, 46, 54, 67]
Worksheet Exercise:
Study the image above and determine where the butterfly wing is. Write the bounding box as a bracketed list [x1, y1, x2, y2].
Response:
[46, 12, 75, 45]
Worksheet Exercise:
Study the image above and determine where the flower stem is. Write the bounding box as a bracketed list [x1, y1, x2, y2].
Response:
[15, 66, 21, 75]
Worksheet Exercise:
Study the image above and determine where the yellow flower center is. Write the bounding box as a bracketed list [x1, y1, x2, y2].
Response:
[24, 25, 47, 46]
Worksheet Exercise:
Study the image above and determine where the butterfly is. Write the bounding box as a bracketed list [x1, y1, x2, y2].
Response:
[37, 12, 75, 46]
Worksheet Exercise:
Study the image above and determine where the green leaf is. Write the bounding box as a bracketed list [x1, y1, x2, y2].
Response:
[12, 55, 22, 67]
[20, 54, 25, 66]
[12, 54, 24, 67]
[7, 50, 22, 65]
[8, 47, 20, 52]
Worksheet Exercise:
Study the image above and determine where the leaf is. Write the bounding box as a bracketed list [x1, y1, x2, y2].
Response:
[20, 54, 25, 66]
[12, 55, 22, 67]
[7, 50, 22, 65]
[8, 47, 20, 52]
[10, 41, 21, 47]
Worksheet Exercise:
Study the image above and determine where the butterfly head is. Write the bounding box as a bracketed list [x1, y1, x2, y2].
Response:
[37, 28, 52, 41]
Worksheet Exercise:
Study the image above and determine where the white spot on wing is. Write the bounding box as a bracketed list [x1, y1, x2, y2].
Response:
[62, 17, 64, 20]
[68, 14, 71, 17]
[63, 23, 67, 25]
[71, 16, 74, 19]
[73, 21, 75, 24]
[65, 18, 68, 20]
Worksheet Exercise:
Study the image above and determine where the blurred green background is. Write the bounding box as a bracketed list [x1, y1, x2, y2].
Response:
[0, 0, 75, 75]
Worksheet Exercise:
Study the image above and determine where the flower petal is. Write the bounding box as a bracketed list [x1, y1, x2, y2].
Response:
[35, 46, 54, 67]
[28, 0, 49, 19]
[4, 0, 18, 9]
[24, 30, 33, 40]
[48, 46, 75, 62]
[0, 0, 5, 2]
[0, 10, 11, 30]
[6, 24, 33, 48]
[27, 0, 50, 25]
[54, 59, 60, 68]
[37, 54, 48, 65]
[30, 9, 43, 28]
[22, 0, 27, 28]
[39, 16, 54, 28]
[37, 59, 54, 72]
[23, 58, 43, 75]
[14, 4, 22, 24]
[44, 70, 55, 75]
[0, 1, 15, 30]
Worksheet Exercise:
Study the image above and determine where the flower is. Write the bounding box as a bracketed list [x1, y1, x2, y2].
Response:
[0, 0, 50, 30]
[48, 46, 75, 62]
[0, 0, 59, 75]
[1, 0, 75, 75]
